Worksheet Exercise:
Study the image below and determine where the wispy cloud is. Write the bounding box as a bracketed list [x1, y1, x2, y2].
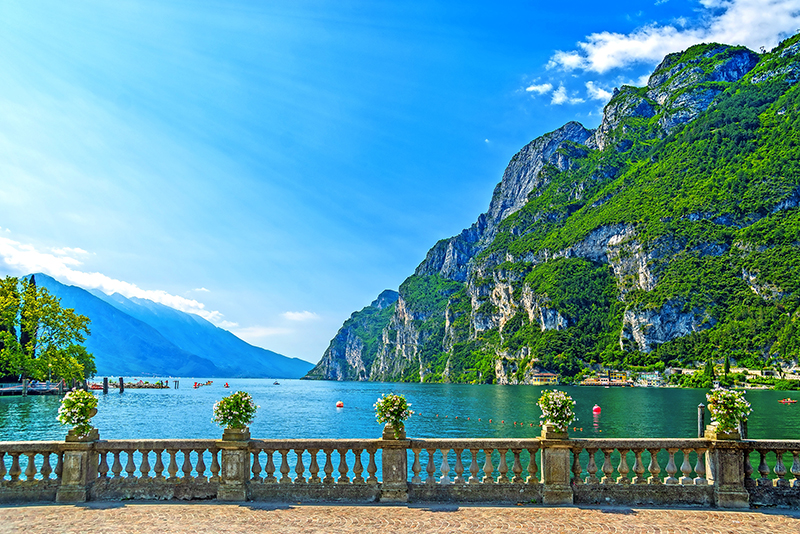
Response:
[551, 84, 585, 105]
[0, 234, 226, 324]
[586, 81, 614, 102]
[192, 287, 210, 293]
[547, 0, 800, 73]
[526, 82, 554, 95]
[232, 325, 293, 339]
[283, 310, 320, 321]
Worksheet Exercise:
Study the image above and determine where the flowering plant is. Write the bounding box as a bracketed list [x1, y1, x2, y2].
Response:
[212, 391, 258, 429]
[706, 387, 750, 433]
[537, 389, 576, 433]
[57, 389, 98, 437]
[374, 393, 413, 438]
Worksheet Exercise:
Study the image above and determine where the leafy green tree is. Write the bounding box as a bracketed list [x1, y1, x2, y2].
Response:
[0, 276, 93, 381]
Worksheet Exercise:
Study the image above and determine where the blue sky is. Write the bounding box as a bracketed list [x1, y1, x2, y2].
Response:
[1, 0, 798, 363]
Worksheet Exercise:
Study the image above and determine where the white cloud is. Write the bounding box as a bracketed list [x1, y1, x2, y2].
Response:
[51, 247, 90, 256]
[0, 235, 226, 324]
[526, 82, 554, 95]
[586, 81, 614, 102]
[192, 287, 210, 293]
[547, 0, 800, 73]
[282, 310, 320, 321]
[551, 84, 586, 105]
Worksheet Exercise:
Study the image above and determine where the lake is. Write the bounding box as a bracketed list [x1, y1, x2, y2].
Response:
[1, 379, 799, 441]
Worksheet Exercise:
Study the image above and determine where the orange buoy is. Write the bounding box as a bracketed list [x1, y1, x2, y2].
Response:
[336, 401, 344, 408]
[592, 404, 601, 414]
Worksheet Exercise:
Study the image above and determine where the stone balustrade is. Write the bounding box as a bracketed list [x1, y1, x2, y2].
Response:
[1, 434, 798, 508]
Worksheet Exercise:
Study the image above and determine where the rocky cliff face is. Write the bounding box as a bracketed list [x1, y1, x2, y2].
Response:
[308, 35, 800, 383]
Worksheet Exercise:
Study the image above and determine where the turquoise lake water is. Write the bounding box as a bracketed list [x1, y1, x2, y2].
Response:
[1, 379, 799, 441]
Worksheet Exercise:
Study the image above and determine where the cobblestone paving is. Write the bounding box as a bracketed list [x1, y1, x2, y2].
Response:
[1, 503, 799, 534]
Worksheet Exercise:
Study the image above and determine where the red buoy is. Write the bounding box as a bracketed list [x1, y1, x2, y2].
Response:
[592, 404, 601, 414]
[336, 401, 344, 408]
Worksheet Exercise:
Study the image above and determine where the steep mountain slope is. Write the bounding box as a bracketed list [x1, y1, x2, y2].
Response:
[307, 35, 800, 383]
[36, 274, 313, 378]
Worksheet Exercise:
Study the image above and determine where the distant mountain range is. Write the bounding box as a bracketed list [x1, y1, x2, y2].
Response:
[35, 273, 313, 378]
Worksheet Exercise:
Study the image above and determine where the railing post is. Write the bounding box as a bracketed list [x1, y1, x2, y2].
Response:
[697, 404, 705, 438]
[705, 430, 749, 508]
[56, 434, 99, 502]
[380, 424, 409, 502]
[217, 430, 251, 501]
[539, 425, 573, 505]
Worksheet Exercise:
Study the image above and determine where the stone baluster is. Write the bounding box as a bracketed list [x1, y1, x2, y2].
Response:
[425, 448, 437, 484]
[790, 451, 800, 488]
[56, 441, 98, 502]
[526, 448, 539, 484]
[366, 447, 378, 485]
[279, 449, 292, 483]
[139, 450, 151, 478]
[617, 449, 630, 484]
[251, 451, 262, 482]
[166, 450, 178, 481]
[295, 448, 306, 484]
[352, 449, 365, 484]
[647, 449, 661, 484]
[264, 450, 277, 483]
[665, 448, 679, 485]
[322, 449, 334, 484]
[600, 449, 614, 485]
[585, 448, 599, 484]
[337, 449, 350, 484]
[410, 449, 422, 483]
[694, 448, 707, 485]
[511, 449, 523, 483]
[454, 449, 466, 484]
[209, 449, 220, 482]
[632, 450, 647, 484]
[154, 449, 165, 479]
[439, 449, 451, 484]
[757, 450, 770, 486]
[679, 449, 693, 485]
[0, 452, 6, 480]
[195, 449, 207, 481]
[110, 451, 122, 478]
[41, 453, 53, 480]
[125, 451, 137, 479]
[180, 449, 193, 480]
[308, 449, 321, 483]
[774, 450, 788, 487]
[55, 452, 63, 481]
[24, 453, 37, 481]
[482, 449, 495, 483]
[571, 448, 583, 485]
[497, 449, 509, 483]
[743, 448, 755, 487]
[468, 449, 480, 483]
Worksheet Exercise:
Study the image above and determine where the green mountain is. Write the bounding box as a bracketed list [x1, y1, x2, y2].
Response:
[306, 35, 800, 384]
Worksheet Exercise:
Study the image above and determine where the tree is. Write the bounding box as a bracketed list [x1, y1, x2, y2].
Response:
[724, 353, 730, 377]
[0, 276, 93, 381]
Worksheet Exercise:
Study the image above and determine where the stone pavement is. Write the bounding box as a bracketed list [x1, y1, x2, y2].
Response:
[1, 502, 800, 534]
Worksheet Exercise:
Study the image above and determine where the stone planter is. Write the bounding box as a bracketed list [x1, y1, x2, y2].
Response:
[65, 427, 99, 442]
[222, 427, 251, 441]
[541, 424, 568, 440]
[705, 424, 740, 440]
[382, 422, 406, 440]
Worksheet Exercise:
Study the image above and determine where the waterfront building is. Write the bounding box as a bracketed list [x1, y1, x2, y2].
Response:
[529, 372, 559, 385]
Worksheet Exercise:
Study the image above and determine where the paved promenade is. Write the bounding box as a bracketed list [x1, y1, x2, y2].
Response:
[1, 502, 799, 534]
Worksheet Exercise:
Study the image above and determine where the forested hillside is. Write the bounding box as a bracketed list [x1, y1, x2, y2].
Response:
[307, 35, 800, 384]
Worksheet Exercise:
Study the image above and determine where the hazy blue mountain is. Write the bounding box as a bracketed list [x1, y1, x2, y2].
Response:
[35, 274, 313, 378]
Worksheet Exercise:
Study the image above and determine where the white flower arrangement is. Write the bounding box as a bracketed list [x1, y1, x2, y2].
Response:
[57, 389, 98, 437]
[374, 393, 413, 438]
[706, 387, 750, 434]
[537, 389, 576, 433]
[212, 391, 258, 429]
